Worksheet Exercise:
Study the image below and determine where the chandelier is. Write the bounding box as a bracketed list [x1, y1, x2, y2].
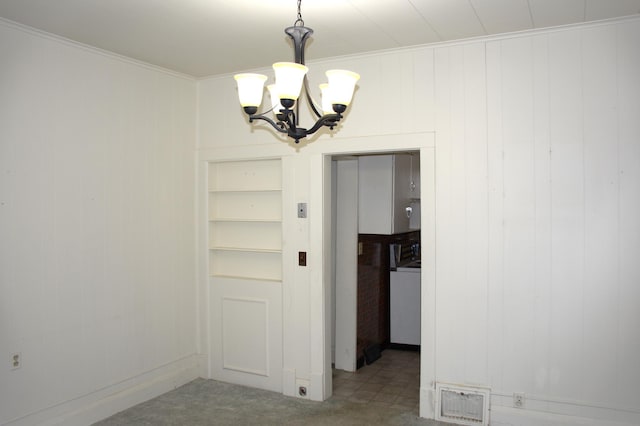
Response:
[233, 0, 360, 144]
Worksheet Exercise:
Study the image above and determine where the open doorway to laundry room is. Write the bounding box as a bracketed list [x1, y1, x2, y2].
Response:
[330, 151, 422, 412]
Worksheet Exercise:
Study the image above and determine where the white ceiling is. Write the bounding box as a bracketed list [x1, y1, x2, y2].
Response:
[1, 0, 639, 77]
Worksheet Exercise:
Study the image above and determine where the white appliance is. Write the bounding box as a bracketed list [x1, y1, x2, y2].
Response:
[390, 267, 421, 345]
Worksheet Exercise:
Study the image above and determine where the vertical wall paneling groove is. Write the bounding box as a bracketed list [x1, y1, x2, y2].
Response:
[434, 45, 456, 383]
[581, 24, 619, 407]
[485, 39, 505, 394]
[462, 42, 489, 387]
[447, 44, 468, 383]
[414, 49, 436, 133]
[500, 35, 537, 395]
[548, 28, 586, 402]
[434, 42, 489, 387]
[531, 33, 552, 401]
[616, 20, 640, 411]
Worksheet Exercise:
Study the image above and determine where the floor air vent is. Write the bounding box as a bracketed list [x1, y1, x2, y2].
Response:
[435, 383, 490, 426]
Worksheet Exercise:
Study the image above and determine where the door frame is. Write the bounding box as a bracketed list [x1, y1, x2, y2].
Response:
[312, 133, 436, 418]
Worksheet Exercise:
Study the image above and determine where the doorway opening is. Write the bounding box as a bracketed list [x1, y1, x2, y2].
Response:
[330, 151, 422, 410]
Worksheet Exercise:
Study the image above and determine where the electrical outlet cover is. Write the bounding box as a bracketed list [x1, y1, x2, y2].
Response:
[513, 392, 525, 408]
[11, 352, 21, 370]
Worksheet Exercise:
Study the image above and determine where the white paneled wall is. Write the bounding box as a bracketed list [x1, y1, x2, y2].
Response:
[434, 42, 490, 387]
[199, 16, 640, 425]
[198, 47, 435, 149]
[434, 20, 640, 423]
[0, 21, 197, 425]
[617, 21, 640, 412]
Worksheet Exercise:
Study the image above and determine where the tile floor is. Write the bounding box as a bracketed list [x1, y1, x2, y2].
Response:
[331, 349, 420, 413]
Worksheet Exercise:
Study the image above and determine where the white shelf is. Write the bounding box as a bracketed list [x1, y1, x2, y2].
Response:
[209, 189, 281, 193]
[210, 247, 282, 254]
[209, 220, 281, 251]
[210, 275, 283, 283]
[209, 218, 281, 223]
[209, 191, 281, 222]
[208, 159, 282, 192]
[207, 159, 283, 282]
[209, 249, 282, 281]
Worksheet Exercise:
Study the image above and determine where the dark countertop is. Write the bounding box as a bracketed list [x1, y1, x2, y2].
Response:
[393, 259, 421, 271]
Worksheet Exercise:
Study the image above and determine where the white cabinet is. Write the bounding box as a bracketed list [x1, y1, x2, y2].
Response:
[358, 154, 415, 235]
[208, 159, 284, 393]
[208, 159, 282, 281]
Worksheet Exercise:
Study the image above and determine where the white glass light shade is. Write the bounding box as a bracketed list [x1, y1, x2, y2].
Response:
[273, 62, 308, 101]
[234, 73, 267, 107]
[267, 84, 284, 115]
[319, 84, 334, 115]
[326, 69, 360, 106]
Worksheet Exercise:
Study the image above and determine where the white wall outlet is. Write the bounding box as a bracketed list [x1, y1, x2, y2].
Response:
[513, 392, 525, 408]
[295, 378, 310, 399]
[11, 352, 21, 370]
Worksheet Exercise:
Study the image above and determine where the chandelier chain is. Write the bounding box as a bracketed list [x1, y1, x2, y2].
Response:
[294, 0, 304, 26]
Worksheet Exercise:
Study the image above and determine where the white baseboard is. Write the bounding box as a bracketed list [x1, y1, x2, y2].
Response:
[419, 386, 435, 419]
[489, 391, 640, 426]
[419, 387, 639, 426]
[195, 352, 209, 378]
[308, 372, 324, 401]
[5, 354, 201, 426]
[491, 406, 639, 426]
[280, 370, 323, 401]
[282, 368, 296, 398]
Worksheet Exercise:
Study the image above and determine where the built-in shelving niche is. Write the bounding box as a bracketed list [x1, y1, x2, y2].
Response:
[208, 159, 282, 282]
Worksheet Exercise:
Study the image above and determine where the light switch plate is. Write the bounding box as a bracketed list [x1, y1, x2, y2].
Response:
[297, 203, 307, 218]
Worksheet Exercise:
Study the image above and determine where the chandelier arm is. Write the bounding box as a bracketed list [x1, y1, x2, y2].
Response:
[303, 77, 323, 119]
[284, 108, 297, 131]
[305, 113, 342, 135]
[248, 114, 289, 134]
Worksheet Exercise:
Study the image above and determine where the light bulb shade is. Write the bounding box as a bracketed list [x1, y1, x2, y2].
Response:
[319, 83, 334, 115]
[273, 62, 308, 101]
[326, 69, 360, 106]
[234, 73, 267, 107]
[267, 84, 284, 116]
